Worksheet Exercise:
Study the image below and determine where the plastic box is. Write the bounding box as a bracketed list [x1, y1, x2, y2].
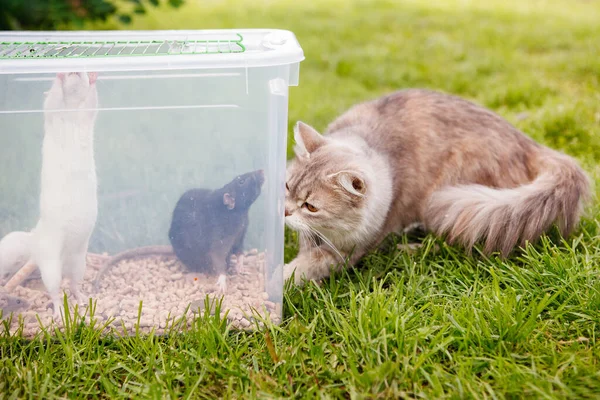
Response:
[0, 30, 303, 336]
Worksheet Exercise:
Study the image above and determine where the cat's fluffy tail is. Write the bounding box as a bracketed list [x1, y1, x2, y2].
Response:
[424, 151, 591, 256]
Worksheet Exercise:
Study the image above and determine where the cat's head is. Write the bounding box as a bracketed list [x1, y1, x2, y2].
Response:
[285, 122, 377, 246]
[44, 72, 98, 111]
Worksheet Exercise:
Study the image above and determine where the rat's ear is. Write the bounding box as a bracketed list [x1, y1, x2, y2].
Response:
[223, 193, 236, 210]
[57, 73, 66, 81]
[328, 170, 367, 197]
[293, 121, 326, 159]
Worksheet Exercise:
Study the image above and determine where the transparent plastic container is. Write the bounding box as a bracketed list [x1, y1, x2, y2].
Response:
[0, 30, 303, 336]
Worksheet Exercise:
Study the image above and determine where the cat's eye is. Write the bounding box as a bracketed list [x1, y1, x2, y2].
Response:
[304, 202, 318, 212]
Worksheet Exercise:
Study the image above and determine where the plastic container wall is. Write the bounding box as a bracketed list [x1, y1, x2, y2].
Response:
[0, 30, 303, 335]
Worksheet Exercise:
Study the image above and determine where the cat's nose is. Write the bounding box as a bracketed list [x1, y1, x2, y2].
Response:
[285, 209, 291, 217]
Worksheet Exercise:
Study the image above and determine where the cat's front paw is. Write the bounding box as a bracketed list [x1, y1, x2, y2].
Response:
[283, 260, 307, 286]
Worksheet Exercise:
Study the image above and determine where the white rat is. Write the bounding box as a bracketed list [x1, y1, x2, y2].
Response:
[4, 72, 99, 319]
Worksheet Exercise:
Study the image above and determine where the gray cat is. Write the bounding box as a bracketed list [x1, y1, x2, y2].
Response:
[283, 89, 591, 285]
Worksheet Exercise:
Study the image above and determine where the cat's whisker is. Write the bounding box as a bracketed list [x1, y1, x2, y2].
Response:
[295, 221, 314, 246]
[301, 228, 319, 253]
[298, 229, 316, 262]
[303, 232, 315, 256]
[296, 226, 308, 247]
[308, 231, 327, 260]
[296, 219, 343, 262]
[298, 229, 309, 248]
[309, 227, 345, 262]
[297, 225, 326, 264]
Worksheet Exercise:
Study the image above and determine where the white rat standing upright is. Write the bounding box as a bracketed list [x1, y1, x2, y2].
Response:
[4, 72, 100, 319]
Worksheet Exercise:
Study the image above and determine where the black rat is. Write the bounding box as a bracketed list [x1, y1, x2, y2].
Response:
[93, 169, 265, 294]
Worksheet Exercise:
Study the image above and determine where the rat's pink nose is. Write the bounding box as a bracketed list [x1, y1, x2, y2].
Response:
[285, 209, 291, 217]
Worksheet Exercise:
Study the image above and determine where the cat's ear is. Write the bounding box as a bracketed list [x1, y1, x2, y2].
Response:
[329, 171, 367, 197]
[223, 193, 236, 210]
[293, 121, 326, 159]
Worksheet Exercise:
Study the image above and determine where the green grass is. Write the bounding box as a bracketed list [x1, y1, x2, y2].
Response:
[2, 0, 600, 398]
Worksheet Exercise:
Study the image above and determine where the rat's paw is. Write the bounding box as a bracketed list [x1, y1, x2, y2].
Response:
[60, 72, 98, 109]
[70, 285, 89, 310]
[44, 72, 99, 111]
[49, 292, 68, 324]
[52, 302, 65, 322]
[215, 274, 227, 295]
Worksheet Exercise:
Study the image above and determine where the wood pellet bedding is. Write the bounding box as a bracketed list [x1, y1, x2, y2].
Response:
[0, 249, 281, 338]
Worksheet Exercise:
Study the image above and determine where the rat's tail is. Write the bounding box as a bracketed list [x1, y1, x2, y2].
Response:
[424, 150, 591, 257]
[4, 260, 36, 290]
[0, 231, 33, 286]
[93, 245, 174, 292]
